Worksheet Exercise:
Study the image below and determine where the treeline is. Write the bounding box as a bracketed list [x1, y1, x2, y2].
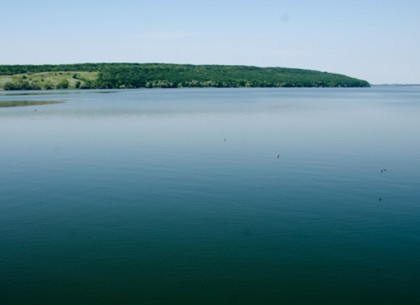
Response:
[0, 63, 370, 90]
[3, 79, 73, 90]
[96, 64, 370, 88]
[3, 78, 94, 90]
[0, 63, 104, 75]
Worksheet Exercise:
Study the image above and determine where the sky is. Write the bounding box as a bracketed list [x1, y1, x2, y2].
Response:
[1, 0, 419, 84]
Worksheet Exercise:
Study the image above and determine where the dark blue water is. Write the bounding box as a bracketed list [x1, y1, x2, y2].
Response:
[1, 87, 420, 304]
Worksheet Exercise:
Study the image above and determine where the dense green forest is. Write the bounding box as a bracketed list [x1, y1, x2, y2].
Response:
[0, 63, 370, 90]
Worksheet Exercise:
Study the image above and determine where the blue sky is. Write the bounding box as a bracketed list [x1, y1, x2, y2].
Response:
[1, 0, 419, 84]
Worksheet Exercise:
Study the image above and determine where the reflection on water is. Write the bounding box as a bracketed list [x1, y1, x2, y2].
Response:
[0, 100, 63, 108]
[1, 87, 420, 305]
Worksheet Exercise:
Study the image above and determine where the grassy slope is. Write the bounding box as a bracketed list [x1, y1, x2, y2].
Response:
[0, 75, 13, 88]
[0, 72, 97, 90]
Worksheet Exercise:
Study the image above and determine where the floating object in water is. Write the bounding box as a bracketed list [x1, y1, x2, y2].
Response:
[380, 169, 388, 173]
[276, 154, 280, 159]
[224, 138, 227, 142]
[378, 197, 382, 201]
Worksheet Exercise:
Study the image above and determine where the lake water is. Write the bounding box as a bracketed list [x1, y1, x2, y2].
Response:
[1, 87, 420, 305]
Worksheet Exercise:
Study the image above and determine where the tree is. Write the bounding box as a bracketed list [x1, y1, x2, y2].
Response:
[56, 79, 69, 89]
[4, 82, 17, 90]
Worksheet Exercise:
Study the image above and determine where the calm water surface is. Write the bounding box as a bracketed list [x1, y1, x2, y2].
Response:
[1, 87, 420, 304]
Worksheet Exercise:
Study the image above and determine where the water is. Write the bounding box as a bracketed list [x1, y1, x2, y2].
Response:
[1, 87, 420, 304]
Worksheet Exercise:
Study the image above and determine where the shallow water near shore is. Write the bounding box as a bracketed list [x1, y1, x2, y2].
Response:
[1, 87, 420, 305]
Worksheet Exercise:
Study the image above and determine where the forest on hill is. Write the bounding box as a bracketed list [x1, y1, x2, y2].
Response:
[0, 63, 370, 90]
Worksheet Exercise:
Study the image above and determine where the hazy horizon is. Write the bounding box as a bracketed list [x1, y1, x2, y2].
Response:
[1, 0, 419, 84]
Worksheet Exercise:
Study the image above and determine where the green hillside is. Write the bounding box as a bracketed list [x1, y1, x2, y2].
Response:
[0, 63, 370, 90]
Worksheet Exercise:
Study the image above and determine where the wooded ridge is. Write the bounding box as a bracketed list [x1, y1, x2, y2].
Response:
[0, 63, 370, 90]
